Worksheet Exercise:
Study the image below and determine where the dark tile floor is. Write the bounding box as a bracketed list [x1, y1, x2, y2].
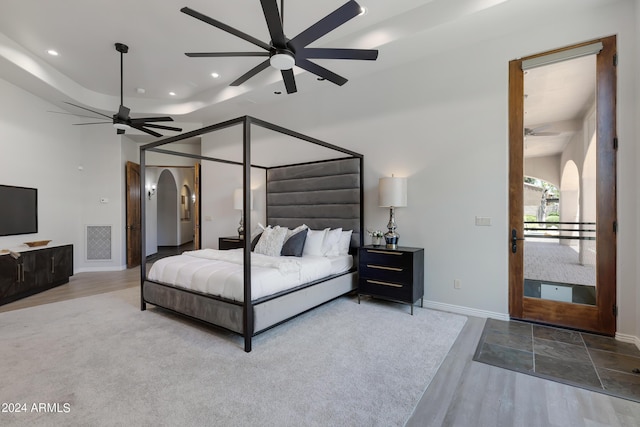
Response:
[473, 318, 640, 403]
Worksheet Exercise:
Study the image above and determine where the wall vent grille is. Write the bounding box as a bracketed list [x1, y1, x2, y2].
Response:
[86, 225, 112, 261]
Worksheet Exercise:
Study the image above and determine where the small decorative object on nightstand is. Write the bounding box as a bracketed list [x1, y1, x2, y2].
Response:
[358, 245, 424, 315]
[218, 236, 244, 250]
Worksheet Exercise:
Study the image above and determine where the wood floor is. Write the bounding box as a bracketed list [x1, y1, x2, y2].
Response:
[2, 268, 639, 426]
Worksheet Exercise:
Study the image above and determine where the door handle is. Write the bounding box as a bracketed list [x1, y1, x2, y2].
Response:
[511, 228, 525, 253]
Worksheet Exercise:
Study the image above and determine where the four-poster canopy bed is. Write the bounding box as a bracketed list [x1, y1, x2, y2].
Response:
[140, 116, 363, 352]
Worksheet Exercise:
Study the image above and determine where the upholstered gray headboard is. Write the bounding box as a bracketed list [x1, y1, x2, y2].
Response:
[266, 157, 362, 248]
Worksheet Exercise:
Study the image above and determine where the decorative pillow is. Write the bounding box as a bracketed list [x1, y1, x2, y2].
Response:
[303, 228, 328, 256]
[254, 226, 288, 257]
[321, 227, 343, 255]
[326, 229, 353, 256]
[281, 228, 308, 257]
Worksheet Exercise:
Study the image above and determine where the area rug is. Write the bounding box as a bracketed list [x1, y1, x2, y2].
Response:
[0, 288, 466, 426]
[473, 318, 640, 403]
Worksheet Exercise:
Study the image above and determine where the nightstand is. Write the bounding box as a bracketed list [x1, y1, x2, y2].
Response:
[358, 245, 424, 315]
[218, 236, 245, 250]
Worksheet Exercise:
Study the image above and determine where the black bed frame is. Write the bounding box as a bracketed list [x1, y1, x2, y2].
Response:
[140, 116, 363, 352]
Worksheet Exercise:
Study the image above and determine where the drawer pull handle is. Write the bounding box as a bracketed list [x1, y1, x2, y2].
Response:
[366, 279, 403, 288]
[367, 250, 402, 255]
[367, 264, 403, 272]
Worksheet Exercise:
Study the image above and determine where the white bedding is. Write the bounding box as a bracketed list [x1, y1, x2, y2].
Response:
[147, 249, 353, 302]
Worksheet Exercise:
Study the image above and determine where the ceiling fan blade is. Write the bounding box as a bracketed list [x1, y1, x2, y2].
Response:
[64, 101, 112, 119]
[117, 105, 130, 121]
[281, 69, 297, 94]
[130, 124, 163, 138]
[130, 117, 174, 124]
[141, 123, 183, 132]
[295, 58, 348, 86]
[48, 110, 108, 120]
[72, 122, 111, 125]
[180, 7, 271, 51]
[117, 129, 125, 135]
[299, 48, 378, 60]
[230, 59, 271, 86]
[260, 0, 286, 47]
[289, 0, 361, 49]
[185, 52, 270, 58]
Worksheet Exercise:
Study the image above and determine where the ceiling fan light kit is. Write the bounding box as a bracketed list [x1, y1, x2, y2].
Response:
[270, 50, 295, 70]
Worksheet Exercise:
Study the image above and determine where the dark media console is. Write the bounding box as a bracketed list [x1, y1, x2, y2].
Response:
[0, 244, 73, 306]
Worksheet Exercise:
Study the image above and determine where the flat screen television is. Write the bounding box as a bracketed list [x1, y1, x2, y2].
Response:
[0, 185, 38, 237]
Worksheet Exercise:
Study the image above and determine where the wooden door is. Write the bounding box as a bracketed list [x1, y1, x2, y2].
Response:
[193, 163, 201, 250]
[508, 36, 617, 335]
[126, 161, 141, 268]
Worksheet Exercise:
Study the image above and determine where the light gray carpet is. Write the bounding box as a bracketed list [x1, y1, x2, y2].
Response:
[0, 287, 466, 426]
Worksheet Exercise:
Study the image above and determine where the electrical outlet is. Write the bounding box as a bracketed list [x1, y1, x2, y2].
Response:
[454, 279, 461, 289]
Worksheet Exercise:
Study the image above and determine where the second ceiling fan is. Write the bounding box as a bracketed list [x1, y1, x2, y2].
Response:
[181, 0, 378, 94]
[67, 43, 182, 137]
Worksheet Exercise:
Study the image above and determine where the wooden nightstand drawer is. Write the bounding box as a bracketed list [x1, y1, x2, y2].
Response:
[359, 277, 412, 301]
[359, 262, 412, 283]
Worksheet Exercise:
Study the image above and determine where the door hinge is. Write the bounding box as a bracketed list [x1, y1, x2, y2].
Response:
[613, 305, 618, 317]
[613, 53, 618, 66]
[613, 221, 618, 233]
[614, 137, 618, 150]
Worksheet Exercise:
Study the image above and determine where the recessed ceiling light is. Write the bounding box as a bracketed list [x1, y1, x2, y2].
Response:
[136, 87, 146, 94]
[169, 92, 176, 96]
[47, 49, 59, 56]
[358, 6, 367, 16]
[211, 72, 220, 78]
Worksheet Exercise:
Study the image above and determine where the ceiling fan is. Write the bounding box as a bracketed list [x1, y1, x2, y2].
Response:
[524, 124, 560, 137]
[64, 43, 182, 137]
[181, 0, 378, 94]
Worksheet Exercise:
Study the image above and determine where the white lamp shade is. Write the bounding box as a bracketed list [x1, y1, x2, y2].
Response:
[378, 177, 407, 207]
[233, 188, 254, 210]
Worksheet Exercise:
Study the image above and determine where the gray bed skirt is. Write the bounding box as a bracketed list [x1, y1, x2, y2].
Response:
[143, 271, 357, 336]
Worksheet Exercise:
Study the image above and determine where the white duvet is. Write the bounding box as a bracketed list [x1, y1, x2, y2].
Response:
[147, 248, 352, 302]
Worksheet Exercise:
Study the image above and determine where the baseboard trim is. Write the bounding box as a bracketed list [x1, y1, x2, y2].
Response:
[615, 332, 640, 350]
[422, 300, 509, 321]
[76, 265, 127, 273]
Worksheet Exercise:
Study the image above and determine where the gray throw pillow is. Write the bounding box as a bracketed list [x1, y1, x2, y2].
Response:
[280, 229, 308, 257]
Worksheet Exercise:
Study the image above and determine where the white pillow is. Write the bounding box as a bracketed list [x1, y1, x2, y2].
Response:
[322, 228, 343, 255]
[337, 230, 353, 256]
[303, 228, 328, 256]
[254, 225, 288, 257]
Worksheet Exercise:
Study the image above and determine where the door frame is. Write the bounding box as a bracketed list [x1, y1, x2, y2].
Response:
[508, 36, 617, 335]
[125, 161, 142, 269]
